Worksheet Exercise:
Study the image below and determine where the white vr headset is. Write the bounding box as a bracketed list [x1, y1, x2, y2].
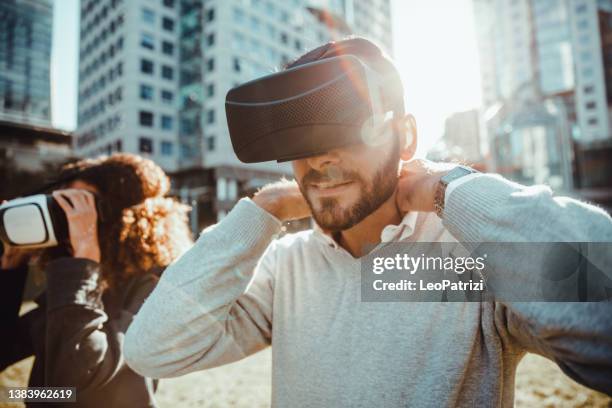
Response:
[0, 194, 70, 249]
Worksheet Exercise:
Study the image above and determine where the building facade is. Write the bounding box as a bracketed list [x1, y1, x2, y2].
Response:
[0, 0, 53, 127]
[174, 0, 393, 226]
[75, 0, 393, 229]
[473, 0, 612, 198]
[443, 109, 483, 165]
[570, 0, 612, 143]
[75, 0, 181, 171]
[0, 120, 73, 200]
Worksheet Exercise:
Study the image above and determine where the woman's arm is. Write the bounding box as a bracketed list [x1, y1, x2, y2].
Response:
[0, 263, 33, 370]
[43, 257, 157, 394]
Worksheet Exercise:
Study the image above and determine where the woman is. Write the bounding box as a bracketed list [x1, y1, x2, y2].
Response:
[0, 153, 192, 407]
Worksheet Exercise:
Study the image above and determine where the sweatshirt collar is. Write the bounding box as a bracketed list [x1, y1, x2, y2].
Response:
[312, 211, 419, 249]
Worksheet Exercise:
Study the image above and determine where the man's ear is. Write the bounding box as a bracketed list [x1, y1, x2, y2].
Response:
[397, 114, 417, 161]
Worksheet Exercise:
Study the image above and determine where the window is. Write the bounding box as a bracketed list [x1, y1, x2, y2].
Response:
[207, 58, 215, 72]
[207, 109, 215, 124]
[588, 117, 598, 126]
[161, 89, 174, 103]
[142, 8, 155, 24]
[207, 136, 215, 151]
[576, 4, 587, 13]
[233, 57, 241, 72]
[280, 32, 288, 44]
[232, 32, 245, 50]
[233, 8, 245, 23]
[140, 84, 154, 100]
[206, 8, 215, 22]
[206, 33, 215, 46]
[163, 0, 174, 8]
[161, 140, 173, 155]
[141, 33, 155, 50]
[162, 65, 174, 80]
[114, 86, 122, 102]
[295, 39, 302, 51]
[141, 59, 154, 74]
[586, 101, 596, 110]
[162, 17, 174, 31]
[139, 137, 153, 153]
[584, 85, 594, 94]
[206, 83, 214, 97]
[162, 41, 174, 55]
[139, 111, 154, 127]
[161, 115, 173, 130]
[181, 118, 195, 134]
[267, 24, 276, 39]
[250, 16, 260, 31]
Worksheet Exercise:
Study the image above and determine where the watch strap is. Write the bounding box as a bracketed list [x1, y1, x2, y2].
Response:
[434, 165, 478, 218]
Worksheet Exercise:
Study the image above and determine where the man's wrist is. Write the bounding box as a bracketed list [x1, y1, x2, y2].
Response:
[433, 165, 479, 217]
[252, 193, 283, 221]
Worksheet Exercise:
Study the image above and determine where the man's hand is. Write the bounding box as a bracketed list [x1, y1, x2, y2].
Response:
[52, 189, 101, 263]
[395, 159, 457, 215]
[252, 179, 311, 222]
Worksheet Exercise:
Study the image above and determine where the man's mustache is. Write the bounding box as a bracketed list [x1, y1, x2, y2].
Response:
[301, 166, 362, 186]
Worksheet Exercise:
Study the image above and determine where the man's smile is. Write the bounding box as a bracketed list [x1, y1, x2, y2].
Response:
[309, 180, 355, 197]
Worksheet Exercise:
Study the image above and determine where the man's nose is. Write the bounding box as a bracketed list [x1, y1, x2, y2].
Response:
[305, 150, 341, 170]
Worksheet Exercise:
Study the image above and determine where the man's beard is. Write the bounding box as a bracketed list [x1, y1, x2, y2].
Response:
[299, 144, 400, 232]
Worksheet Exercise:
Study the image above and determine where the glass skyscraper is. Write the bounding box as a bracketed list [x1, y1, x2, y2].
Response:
[0, 0, 53, 126]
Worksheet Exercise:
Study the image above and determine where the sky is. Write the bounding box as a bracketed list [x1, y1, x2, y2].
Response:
[50, 0, 482, 157]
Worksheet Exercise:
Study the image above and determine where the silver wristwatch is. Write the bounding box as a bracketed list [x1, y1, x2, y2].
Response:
[434, 165, 478, 218]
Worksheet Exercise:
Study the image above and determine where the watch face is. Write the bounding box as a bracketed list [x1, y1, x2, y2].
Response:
[441, 166, 474, 185]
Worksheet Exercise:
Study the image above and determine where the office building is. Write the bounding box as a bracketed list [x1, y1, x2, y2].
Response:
[472, 0, 612, 196]
[177, 0, 392, 227]
[75, 0, 181, 170]
[0, 120, 73, 199]
[76, 0, 393, 228]
[570, 0, 611, 143]
[442, 109, 483, 165]
[0, 0, 53, 127]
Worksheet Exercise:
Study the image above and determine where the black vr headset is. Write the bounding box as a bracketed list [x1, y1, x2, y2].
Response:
[225, 55, 403, 163]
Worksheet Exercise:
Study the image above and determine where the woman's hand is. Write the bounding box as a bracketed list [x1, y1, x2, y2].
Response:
[1, 244, 31, 270]
[52, 189, 101, 263]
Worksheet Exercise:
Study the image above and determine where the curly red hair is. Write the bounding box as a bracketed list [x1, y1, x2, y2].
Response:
[44, 153, 192, 289]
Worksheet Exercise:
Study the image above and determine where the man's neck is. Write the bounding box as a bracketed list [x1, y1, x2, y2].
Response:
[336, 193, 402, 258]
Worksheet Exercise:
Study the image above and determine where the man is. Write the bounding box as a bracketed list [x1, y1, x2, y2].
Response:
[125, 38, 612, 406]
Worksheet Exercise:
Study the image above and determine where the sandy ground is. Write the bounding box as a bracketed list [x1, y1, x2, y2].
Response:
[1, 350, 610, 408]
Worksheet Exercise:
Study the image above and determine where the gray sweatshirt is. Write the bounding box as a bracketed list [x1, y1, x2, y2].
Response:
[124, 174, 612, 407]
